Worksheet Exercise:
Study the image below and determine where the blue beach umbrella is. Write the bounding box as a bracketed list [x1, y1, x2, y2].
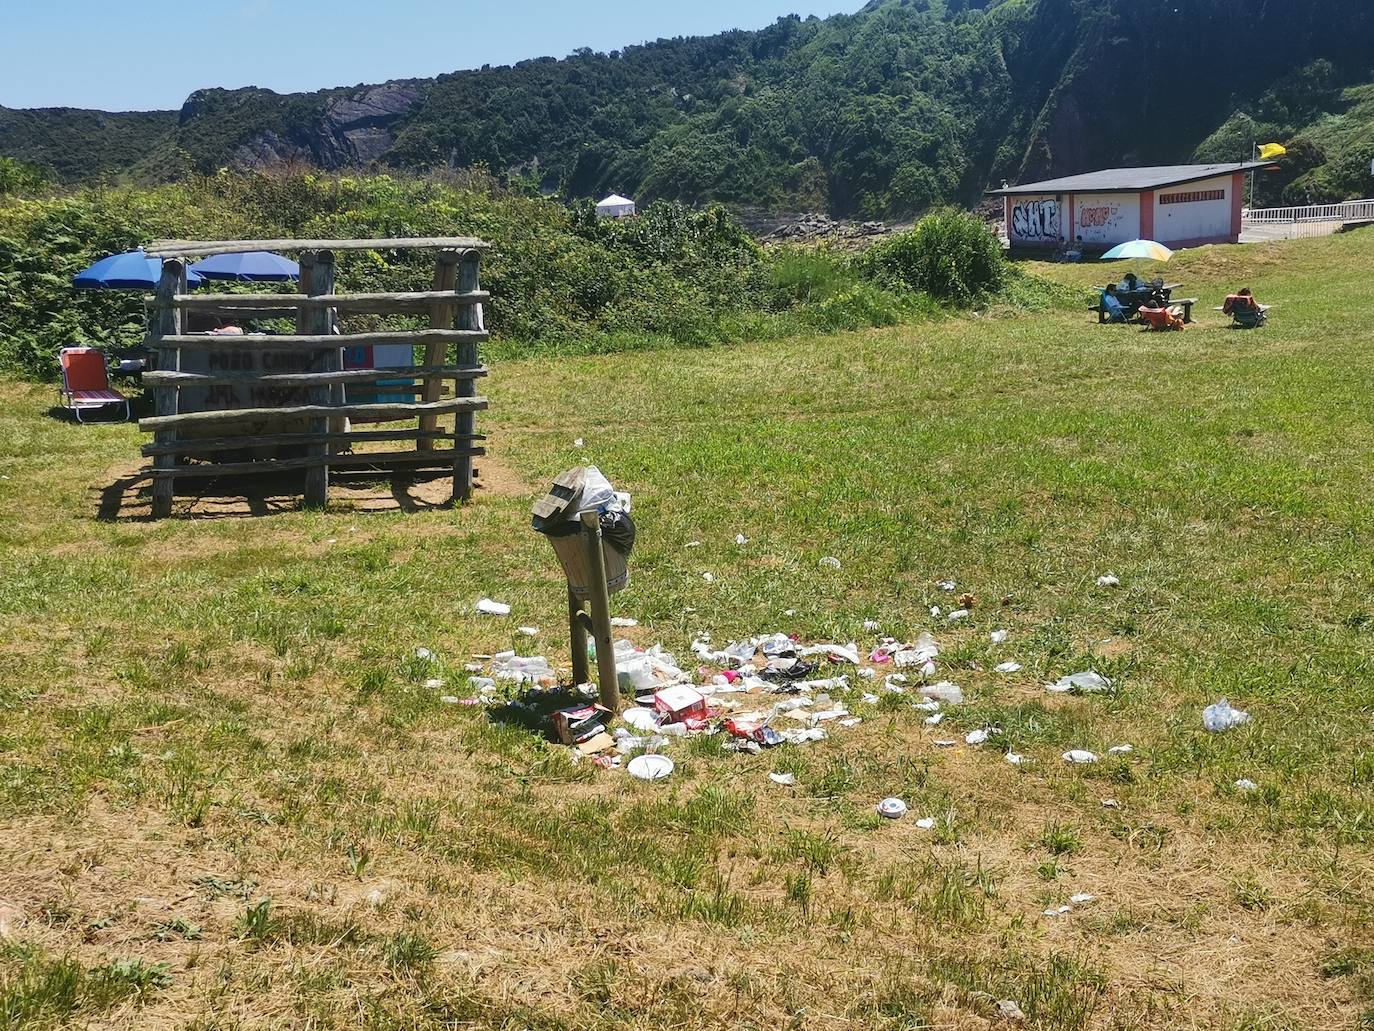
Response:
[188, 250, 300, 282]
[1100, 239, 1174, 262]
[72, 249, 205, 290]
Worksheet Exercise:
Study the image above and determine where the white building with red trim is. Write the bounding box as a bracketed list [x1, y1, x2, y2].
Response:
[991, 162, 1276, 252]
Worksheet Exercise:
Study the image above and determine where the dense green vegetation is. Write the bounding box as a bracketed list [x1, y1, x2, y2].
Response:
[0, 169, 1045, 381]
[4, 0, 1372, 215]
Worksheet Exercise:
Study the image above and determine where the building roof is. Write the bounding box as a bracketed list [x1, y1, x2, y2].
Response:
[989, 162, 1277, 196]
[596, 194, 635, 207]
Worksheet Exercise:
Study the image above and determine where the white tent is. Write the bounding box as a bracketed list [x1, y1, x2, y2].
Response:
[596, 194, 637, 219]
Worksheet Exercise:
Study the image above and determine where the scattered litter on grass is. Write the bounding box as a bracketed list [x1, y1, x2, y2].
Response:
[948, 609, 971, 623]
[925, 713, 944, 726]
[915, 817, 937, 830]
[476, 599, 511, 617]
[930, 606, 942, 617]
[1101, 798, 1120, 808]
[1203, 698, 1251, 732]
[921, 681, 964, 705]
[627, 754, 674, 781]
[491, 654, 555, 686]
[735, 534, 749, 545]
[440, 695, 461, 704]
[685, 541, 702, 548]
[818, 556, 842, 570]
[995, 661, 1022, 674]
[517, 626, 539, 637]
[1006, 752, 1025, 766]
[1062, 749, 1099, 764]
[934, 739, 956, 748]
[1097, 574, 1121, 588]
[990, 629, 1009, 644]
[423, 678, 444, 690]
[1071, 893, 1096, 905]
[997, 1000, 1027, 1022]
[414, 647, 433, 661]
[966, 728, 990, 745]
[610, 617, 639, 628]
[1108, 744, 1133, 755]
[937, 580, 957, 592]
[1046, 671, 1113, 695]
[864, 620, 881, 631]
[1235, 778, 1259, 792]
[877, 797, 908, 819]
[770, 772, 796, 787]
[702, 572, 715, 583]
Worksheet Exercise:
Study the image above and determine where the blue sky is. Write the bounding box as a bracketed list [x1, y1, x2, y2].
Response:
[0, 0, 863, 111]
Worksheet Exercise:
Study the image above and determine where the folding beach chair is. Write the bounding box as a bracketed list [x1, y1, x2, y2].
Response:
[1230, 303, 1268, 329]
[59, 346, 130, 423]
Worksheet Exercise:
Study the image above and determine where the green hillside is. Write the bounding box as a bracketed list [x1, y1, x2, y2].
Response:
[2, 0, 1373, 213]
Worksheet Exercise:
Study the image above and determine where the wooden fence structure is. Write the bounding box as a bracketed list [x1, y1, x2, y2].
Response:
[139, 237, 490, 518]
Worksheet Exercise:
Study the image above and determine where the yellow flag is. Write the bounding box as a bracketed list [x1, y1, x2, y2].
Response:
[1258, 143, 1287, 160]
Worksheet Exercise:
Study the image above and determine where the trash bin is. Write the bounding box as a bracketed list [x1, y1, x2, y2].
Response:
[532, 466, 635, 598]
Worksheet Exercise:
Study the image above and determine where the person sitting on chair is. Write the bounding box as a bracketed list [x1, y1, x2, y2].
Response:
[1102, 283, 1127, 323]
[1223, 287, 1260, 315]
[1137, 304, 1185, 331]
[1122, 272, 1140, 294]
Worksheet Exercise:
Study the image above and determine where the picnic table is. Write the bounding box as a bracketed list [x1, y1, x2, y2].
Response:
[1090, 283, 1197, 324]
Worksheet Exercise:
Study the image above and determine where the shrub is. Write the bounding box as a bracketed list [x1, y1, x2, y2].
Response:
[859, 208, 1005, 304]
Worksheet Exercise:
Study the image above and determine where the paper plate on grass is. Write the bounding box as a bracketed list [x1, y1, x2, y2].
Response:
[627, 754, 674, 781]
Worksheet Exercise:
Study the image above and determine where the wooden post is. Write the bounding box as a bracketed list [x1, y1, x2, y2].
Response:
[580, 511, 620, 711]
[568, 588, 591, 687]
[298, 251, 335, 509]
[150, 259, 186, 518]
[419, 250, 460, 450]
[453, 249, 484, 501]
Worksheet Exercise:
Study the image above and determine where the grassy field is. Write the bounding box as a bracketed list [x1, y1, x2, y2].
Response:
[2, 229, 1374, 1031]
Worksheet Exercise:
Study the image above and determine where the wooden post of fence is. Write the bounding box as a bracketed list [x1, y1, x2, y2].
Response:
[419, 250, 460, 451]
[453, 249, 484, 501]
[149, 259, 186, 518]
[299, 251, 336, 508]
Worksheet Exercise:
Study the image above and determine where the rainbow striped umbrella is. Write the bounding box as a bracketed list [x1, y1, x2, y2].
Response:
[1100, 239, 1174, 262]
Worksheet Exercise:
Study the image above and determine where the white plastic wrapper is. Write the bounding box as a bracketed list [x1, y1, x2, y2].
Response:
[1046, 671, 1113, 694]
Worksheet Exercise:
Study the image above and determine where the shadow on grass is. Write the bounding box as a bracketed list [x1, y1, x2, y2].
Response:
[93, 465, 459, 521]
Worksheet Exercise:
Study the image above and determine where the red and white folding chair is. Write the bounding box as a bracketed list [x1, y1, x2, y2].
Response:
[59, 347, 130, 423]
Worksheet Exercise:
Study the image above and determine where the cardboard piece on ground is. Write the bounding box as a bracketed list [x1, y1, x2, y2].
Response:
[577, 731, 617, 756]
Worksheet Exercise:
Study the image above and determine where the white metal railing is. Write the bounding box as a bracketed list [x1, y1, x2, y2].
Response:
[1244, 199, 1374, 224]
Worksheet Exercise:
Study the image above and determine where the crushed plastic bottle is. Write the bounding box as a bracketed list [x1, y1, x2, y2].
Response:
[1203, 698, 1251, 733]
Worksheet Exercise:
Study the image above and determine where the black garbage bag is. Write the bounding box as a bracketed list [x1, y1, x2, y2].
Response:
[533, 509, 636, 559]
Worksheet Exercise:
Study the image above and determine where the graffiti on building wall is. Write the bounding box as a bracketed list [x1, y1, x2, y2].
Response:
[1011, 199, 1060, 241]
[1079, 203, 1123, 230]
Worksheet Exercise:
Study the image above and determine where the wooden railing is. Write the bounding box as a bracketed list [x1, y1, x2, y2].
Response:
[139, 237, 491, 517]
